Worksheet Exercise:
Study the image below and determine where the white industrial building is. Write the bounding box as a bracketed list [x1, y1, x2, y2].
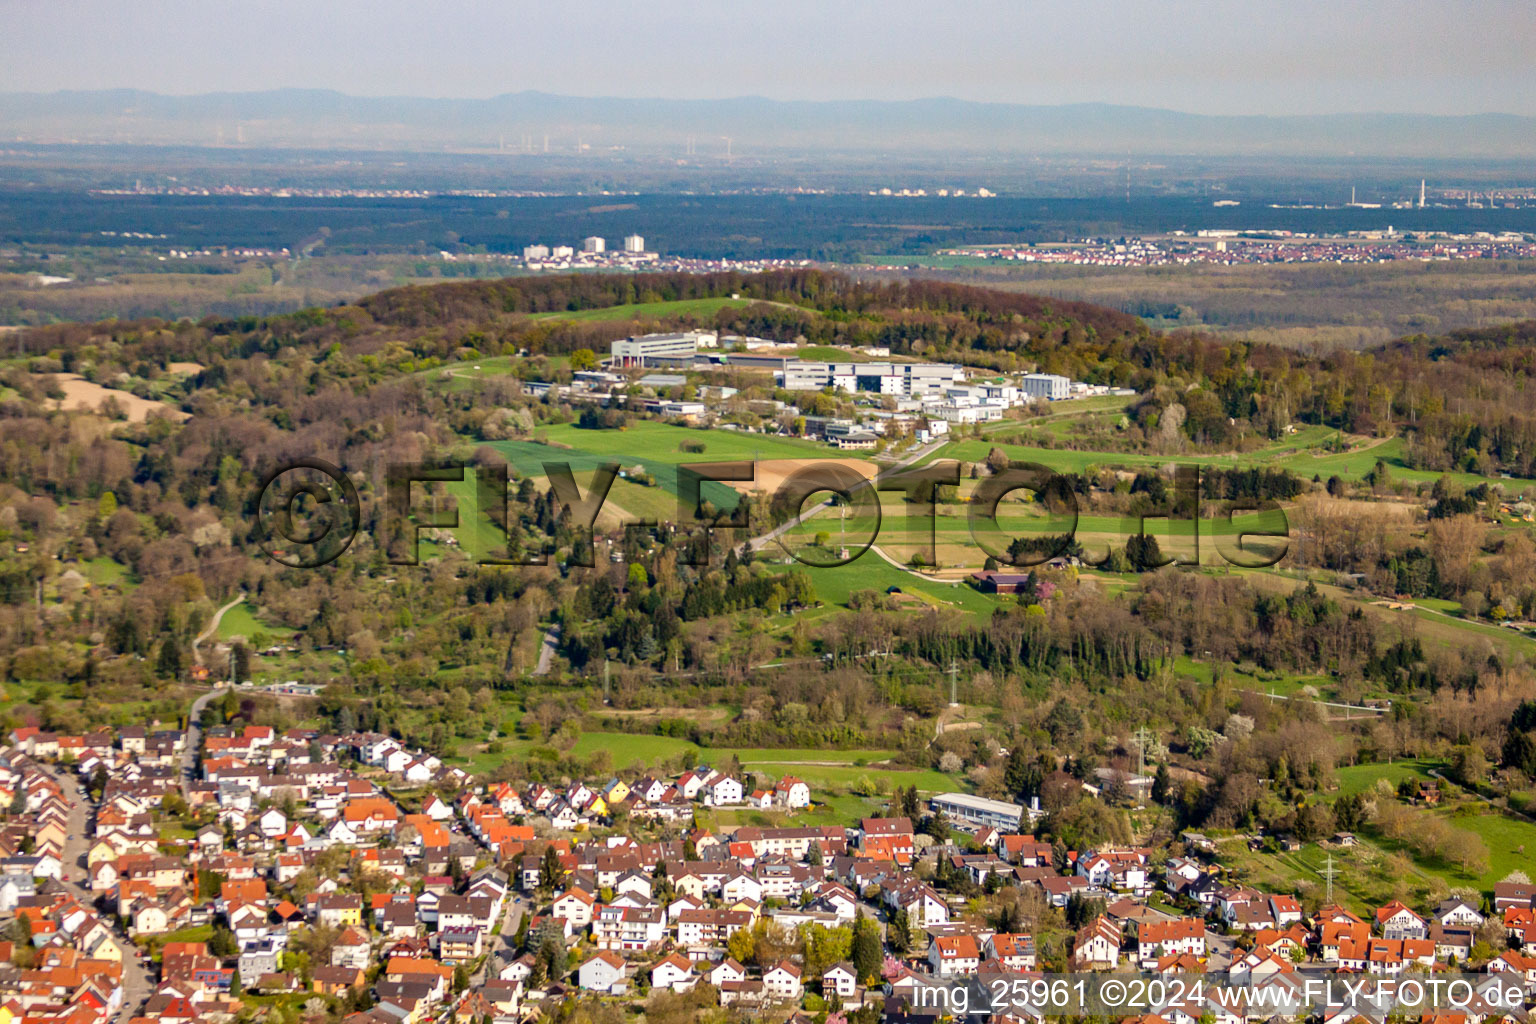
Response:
[929, 399, 1005, 424]
[778, 360, 961, 397]
[1019, 373, 1071, 401]
[930, 792, 1025, 832]
[609, 331, 717, 368]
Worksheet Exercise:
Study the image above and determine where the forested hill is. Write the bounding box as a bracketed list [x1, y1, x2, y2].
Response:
[354, 269, 1143, 346]
[352, 272, 1536, 478]
[1378, 318, 1536, 361]
[10, 269, 1536, 477]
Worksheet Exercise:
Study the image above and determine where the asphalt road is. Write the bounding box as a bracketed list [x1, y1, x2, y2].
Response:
[38, 763, 154, 1022]
[473, 892, 528, 987]
[181, 687, 219, 798]
[533, 624, 561, 677]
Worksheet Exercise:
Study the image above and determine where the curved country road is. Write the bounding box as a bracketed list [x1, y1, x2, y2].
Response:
[191, 592, 246, 668]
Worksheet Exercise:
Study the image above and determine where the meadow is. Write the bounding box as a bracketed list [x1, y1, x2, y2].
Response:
[461, 727, 964, 796]
[766, 553, 1002, 616]
[934, 432, 1536, 493]
[525, 296, 759, 323]
[215, 601, 281, 643]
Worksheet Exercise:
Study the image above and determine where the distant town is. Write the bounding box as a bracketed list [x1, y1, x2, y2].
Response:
[930, 232, 1536, 269]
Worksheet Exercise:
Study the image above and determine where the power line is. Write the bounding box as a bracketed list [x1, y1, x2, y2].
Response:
[1320, 853, 1339, 904]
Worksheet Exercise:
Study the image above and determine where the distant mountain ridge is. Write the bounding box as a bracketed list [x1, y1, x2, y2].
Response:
[1, 88, 1531, 158]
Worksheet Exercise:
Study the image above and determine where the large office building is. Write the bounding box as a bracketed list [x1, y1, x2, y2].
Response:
[609, 331, 717, 368]
[929, 792, 1025, 832]
[623, 234, 646, 253]
[779, 360, 960, 396]
[582, 236, 606, 254]
[1019, 373, 1071, 401]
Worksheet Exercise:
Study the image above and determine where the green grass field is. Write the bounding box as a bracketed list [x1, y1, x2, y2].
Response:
[490, 422, 840, 494]
[216, 602, 280, 642]
[777, 482, 1289, 572]
[460, 729, 959, 795]
[483, 421, 852, 526]
[1333, 759, 1440, 797]
[738, 761, 960, 794]
[78, 556, 130, 587]
[701, 790, 897, 830]
[932, 433, 1536, 492]
[768, 554, 1002, 616]
[494, 733, 912, 770]
[728, 746, 901, 763]
[535, 420, 835, 464]
[1222, 782, 1536, 902]
[1168, 654, 1337, 700]
[1448, 806, 1536, 888]
[419, 355, 567, 391]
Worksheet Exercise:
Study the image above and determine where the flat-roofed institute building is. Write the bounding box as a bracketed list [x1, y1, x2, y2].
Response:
[780, 361, 960, 396]
[610, 331, 717, 368]
[930, 792, 1024, 832]
[1019, 373, 1071, 401]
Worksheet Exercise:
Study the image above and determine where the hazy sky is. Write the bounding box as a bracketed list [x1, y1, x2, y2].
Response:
[5, 0, 1535, 115]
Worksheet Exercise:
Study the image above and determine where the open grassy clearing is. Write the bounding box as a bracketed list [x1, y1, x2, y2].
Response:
[704, 793, 888, 829]
[1445, 806, 1536, 888]
[419, 354, 571, 391]
[987, 394, 1131, 423]
[1218, 836, 1443, 914]
[1213, 806, 1534, 912]
[1332, 758, 1440, 797]
[78, 556, 130, 587]
[215, 602, 281, 642]
[536, 420, 836, 463]
[778, 488, 1290, 571]
[739, 761, 959, 794]
[471, 729, 910, 773]
[933, 434, 1536, 493]
[1236, 568, 1536, 661]
[525, 296, 758, 323]
[485, 422, 849, 517]
[1169, 654, 1337, 700]
[764, 554, 1002, 616]
[459, 728, 960, 795]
